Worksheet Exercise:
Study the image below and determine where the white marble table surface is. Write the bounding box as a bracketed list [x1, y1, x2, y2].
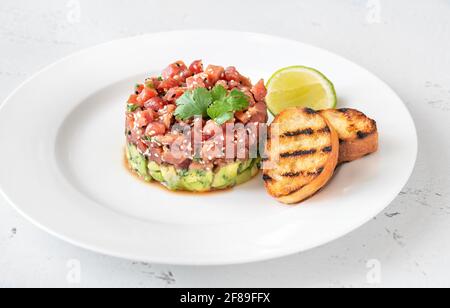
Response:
[1, 0, 449, 288]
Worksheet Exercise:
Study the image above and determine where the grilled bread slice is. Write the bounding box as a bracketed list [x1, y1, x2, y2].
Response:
[263, 107, 339, 204]
[319, 108, 378, 164]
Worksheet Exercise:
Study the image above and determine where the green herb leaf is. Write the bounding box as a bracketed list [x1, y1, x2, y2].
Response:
[227, 89, 250, 110]
[174, 88, 212, 120]
[214, 112, 234, 125]
[211, 85, 227, 102]
[207, 100, 232, 120]
[207, 88, 249, 124]
[127, 104, 139, 112]
[174, 85, 249, 124]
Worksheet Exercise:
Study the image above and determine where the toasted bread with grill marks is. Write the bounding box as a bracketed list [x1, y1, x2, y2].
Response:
[263, 107, 339, 204]
[319, 108, 378, 164]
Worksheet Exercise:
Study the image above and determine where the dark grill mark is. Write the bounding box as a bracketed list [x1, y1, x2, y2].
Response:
[338, 108, 350, 113]
[322, 146, 333, 153]
[317, 126, 331, 134]
[280, 149, 317, 158]
[357, 131, 369, 139]
[282, 128, 314, 137]
[305, 108, 317, 114]
[281, 167, 324, 178]
[282, 172, 301, 177]
[263, 174, 273, 182]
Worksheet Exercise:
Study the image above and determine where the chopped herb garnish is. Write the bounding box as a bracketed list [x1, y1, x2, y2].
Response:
[174, 88, 212, 120]
[207, 86, 249, 125]
[174, 85, 249, 124]
[127, 104, 139, 112]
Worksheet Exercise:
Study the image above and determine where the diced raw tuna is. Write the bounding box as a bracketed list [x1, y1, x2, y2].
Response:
[248, 102, 268, 123]
[145, 122, 167, 136]
[251, 79, 267, 102]
[189, 60, 204, 75]
[160, 104, 177, 129]
[136, 109, 155, 127]
[186, 74, 207, 89]
[164, 87, 185, 102]
[224, 66, 241, 82]
[144, 97, 165, 111]
[205, 65, 225, 85]
[162, 61, 188, 80]
[136, 88, 158, 106]
[158, 78, 180, 91]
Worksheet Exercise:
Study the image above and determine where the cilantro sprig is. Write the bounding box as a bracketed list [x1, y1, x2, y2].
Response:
[174, 87, 211, 120]
[207, 88, 249, 124]
[174, 85, 249, 125]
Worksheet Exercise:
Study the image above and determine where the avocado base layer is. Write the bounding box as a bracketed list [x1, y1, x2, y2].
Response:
[126, 143, 260, 192]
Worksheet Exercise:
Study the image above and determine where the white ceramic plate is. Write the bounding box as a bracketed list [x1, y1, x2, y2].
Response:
[0, 31, 417, 265]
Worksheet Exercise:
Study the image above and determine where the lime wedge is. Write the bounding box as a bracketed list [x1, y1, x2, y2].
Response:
[266, 66, 337, 115]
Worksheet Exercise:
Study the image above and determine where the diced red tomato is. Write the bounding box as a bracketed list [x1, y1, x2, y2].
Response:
[145, 122, 167, 137]
[136, 109, 155, 127]
[186, 74, 207, 89]
[164, 87, 185, 102]
[205, 65, 224, 85]
[189, 60, 204, 75]
[136, 88, 158, 106]
[158, 78, 180, 91]
[224, 66, 240, 82]
[128, 94, 139, 104]
[144, 97, 165, 111]
[162, 61, 188, 80]
[251, 79, 267, 102]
